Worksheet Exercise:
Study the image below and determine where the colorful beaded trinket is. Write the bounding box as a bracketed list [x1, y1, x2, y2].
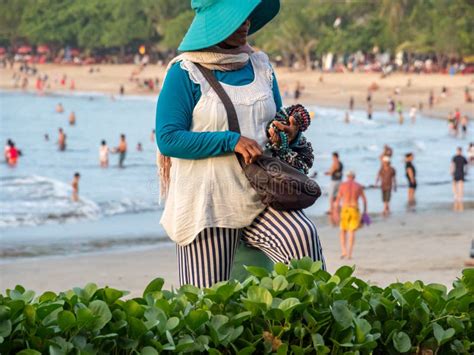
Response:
[265, 104, 314, 174]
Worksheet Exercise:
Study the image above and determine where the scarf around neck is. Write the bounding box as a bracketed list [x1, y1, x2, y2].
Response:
[158, 44, 254, 202]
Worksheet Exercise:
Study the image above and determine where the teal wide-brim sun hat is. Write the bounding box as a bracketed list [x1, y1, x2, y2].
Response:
[178, 0, 280, 51]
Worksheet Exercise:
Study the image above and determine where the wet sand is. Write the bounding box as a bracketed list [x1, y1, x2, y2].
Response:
[1, 63, 472, 120]
[1, 209, 472, 297]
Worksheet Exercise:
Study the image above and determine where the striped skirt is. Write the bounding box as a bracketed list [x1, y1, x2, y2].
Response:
[177, 207, 325, 287]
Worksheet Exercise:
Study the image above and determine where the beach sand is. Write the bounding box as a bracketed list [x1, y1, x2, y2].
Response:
[1, 209, 472, 297]
[1, 63, 473, 119]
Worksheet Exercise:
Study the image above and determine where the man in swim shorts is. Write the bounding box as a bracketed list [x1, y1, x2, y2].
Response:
[334, 170, 367, 259]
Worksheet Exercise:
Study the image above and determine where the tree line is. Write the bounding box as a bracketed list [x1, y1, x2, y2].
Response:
[0, 0, 472, 67]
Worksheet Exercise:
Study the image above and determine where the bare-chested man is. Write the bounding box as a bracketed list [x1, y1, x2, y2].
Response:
[334, 170, 367, 259]
[58, 128, 66, 151]
[116, 134, 127, 168]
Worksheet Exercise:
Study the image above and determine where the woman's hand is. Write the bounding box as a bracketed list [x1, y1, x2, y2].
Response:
[269, 116, 299, 145]
[234, 136, 262, 165]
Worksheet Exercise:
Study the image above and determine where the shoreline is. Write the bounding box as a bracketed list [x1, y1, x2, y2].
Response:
[1, 65, 473, 121]
[1, 208, 472, 297]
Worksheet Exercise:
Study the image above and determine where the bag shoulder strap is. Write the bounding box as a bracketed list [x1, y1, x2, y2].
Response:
[195, 64, 241, 134]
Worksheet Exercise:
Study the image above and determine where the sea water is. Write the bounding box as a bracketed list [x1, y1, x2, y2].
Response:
[1, 91, 472, 258]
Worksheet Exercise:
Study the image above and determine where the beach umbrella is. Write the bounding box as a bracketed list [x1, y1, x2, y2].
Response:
[37, 45, 50, 54]
[17, 46, 32, 54]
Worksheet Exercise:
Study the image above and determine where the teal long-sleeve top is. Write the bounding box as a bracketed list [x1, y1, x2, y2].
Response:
[155, 60, 282, 159]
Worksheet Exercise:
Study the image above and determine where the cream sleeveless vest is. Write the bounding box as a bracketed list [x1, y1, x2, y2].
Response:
[160, 52, 277, 246]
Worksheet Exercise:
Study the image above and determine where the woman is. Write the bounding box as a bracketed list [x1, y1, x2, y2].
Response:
[99, 140, 109, 168]
[156, 0, 325, 287]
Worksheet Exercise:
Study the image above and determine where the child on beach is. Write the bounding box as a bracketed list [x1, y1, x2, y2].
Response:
[72, 172, 80, 202]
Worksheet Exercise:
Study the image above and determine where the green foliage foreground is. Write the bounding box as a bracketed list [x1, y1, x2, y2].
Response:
[1, 259, 473, 354]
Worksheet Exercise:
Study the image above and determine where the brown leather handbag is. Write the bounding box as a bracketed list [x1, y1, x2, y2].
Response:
[196, 64, 321, 210]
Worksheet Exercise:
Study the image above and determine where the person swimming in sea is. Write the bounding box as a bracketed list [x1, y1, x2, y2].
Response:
[5, 141, 20, 166]
[56, 103, 64, 113]
[99, 140, 109, 167]
[4, 139, 13, 162]
[116, 134, 127, 168]
[72, 172, 80, 202]
[58, 128, 66, 151]
[69, 111, 76, 126]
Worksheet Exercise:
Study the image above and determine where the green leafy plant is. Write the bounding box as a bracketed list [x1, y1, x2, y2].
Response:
[1, 259, 473, 354]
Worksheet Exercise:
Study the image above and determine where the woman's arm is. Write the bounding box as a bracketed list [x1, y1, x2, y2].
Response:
[155, 63, 240, 159]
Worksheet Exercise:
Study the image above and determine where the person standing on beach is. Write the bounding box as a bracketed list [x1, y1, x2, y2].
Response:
[451, 147, 468, 211]
[468, 143, 474, 164]
[349, 96, 354, 111]
[376, 156, 397, 216]
[448, 112, 456, 135]
[155, 0, 325, 288]
[72, 172, 80, 202]
[461, 115, 468, 138]
[405, 153, 416, 206]
[396, 101, 404, 124]
[454, 108, 461, 136]
[367, 103, 373, 120]
[334, 171, 367, 259]
[325, 152, 343, 218]
[58, 128, 66, 151]
[99, 140, 109, 167]
[388, 97, 395, 114]
[428, 90, 434, 109]
[294, 81, 303, 100]
[69, 111, 76, 126]
[116, 134, 127, 168]
[409, 105, 417, 124]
